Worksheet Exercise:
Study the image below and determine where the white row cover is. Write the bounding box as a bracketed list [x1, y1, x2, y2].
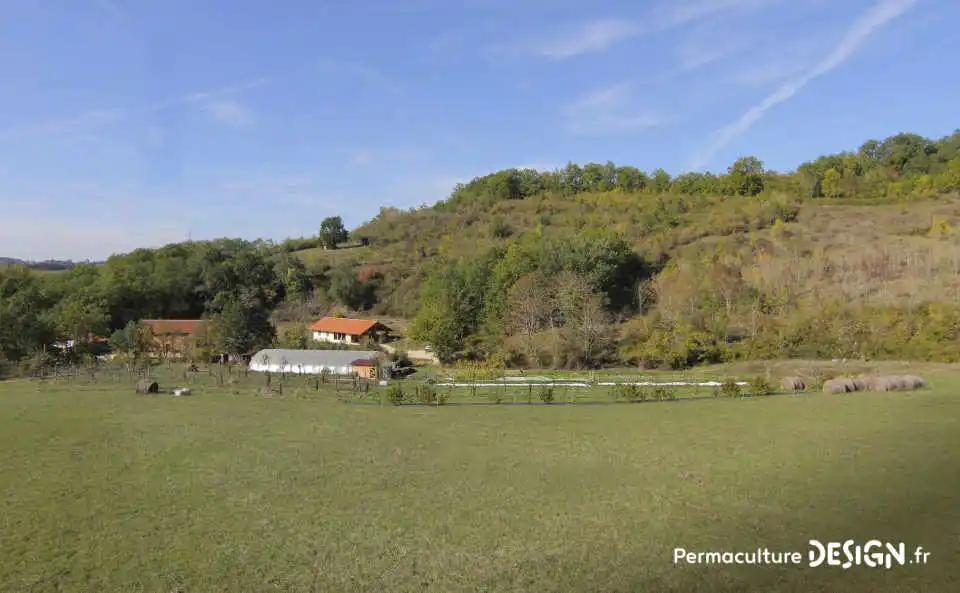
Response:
[435, 381, 750, 388]
[249, 363, 354, 375]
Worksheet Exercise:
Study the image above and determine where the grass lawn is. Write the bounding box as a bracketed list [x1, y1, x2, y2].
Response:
[292, 245, 376, 269]
[1, 371, 958, 592]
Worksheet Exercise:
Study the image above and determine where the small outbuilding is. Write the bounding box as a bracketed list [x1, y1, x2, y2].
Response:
[350, 358, 378, 380]
[248, 348, 383, 376]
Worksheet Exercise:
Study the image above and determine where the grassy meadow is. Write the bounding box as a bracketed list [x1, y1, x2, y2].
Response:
[1, 364, 959, 592]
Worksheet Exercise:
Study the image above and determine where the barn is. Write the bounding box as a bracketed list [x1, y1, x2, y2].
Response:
[248, 348, 384, 376]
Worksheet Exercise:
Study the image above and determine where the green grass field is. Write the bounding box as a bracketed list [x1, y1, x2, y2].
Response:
[1, 368, 958, 592]
[292, 245, 376, 269]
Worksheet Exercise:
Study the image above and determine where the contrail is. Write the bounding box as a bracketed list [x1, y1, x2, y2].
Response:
[689, 0, 918, 170]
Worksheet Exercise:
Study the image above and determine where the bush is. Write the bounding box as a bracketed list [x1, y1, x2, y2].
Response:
[386, 384, 405, 406]
[614, 384, 646, 402]
[748, 376, 773, 396]
[652, 386, 676, 401]
[807, 370, 835, 392]
[417, 384, 436, 405]
[718, 378, 742, 398]
[490, 217, 512, 239]
[538, 386, 555, 404]
[390, 350, 411, 366]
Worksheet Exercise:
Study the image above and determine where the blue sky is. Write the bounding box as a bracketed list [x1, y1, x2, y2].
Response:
[0, 0, 956, 260]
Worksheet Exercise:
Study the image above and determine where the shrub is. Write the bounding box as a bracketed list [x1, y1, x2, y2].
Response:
[807, 370, 835, 392]
[748, 376, 773, 396]
[0, 356, 21, 380]
[652, 386, 676, 401]
[418, 384, 436, 405]
[390, 350, 411, 366]
[386, 384, 405, 406]
[490, 217, 512, 239]
[718, 379, 742, 398]
[614, 384, 646, 402]
[538, 386, 555, 404]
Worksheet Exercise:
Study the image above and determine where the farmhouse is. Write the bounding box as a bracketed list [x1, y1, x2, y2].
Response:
[309, 317, 391, 345]
[248, 348, 385, 378]
[142, 319, 214, 358]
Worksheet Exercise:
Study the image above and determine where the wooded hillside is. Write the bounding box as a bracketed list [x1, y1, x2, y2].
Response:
[2, 130, 959, 373]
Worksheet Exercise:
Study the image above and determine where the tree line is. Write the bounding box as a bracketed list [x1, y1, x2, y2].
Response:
[0, 239, 314, 372]
[435, 130, 960, 207]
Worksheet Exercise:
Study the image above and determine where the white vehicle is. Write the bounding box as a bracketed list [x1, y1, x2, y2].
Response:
[424, 344, 432, 352]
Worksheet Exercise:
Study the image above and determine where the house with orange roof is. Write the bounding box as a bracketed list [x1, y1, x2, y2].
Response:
[309, 317, 391, 346]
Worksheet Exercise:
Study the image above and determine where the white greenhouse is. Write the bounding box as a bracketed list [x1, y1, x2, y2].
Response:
[248, 349, 382, 376]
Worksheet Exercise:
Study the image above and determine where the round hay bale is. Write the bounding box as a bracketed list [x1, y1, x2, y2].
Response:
[136, 379, 159, 394]
[823, 378, 854, 394]
[851, 377, 870, 392]
[780, 377, 806, 391]
[888, 376, 908, 391]
[901, 375, 927, 390]
[871, 376, 893, 392]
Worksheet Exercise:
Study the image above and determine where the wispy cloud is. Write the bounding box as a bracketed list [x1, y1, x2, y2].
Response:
[729, 60, 809, 87]
[725, 35, 827, 86]
[562, 84, 666, 135]
[529, 18, 641, 59]
[491, 0, 778, 59]
[180, 78, 269, 104]
[674, 25, 747, 73]
[339, 147, 426, 167]
[204, 100, 255, 127]
[317, 60, 403, 94]
[0, 77, 269, 141]
[652, 0, 775, 29]
[564, 85, 632, 113]
[216, 174, 340, 207]
[689, 0, 917, 170]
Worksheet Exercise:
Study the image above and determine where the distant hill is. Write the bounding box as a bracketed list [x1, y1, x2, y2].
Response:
[279, 129, 960, 365]
[0, 257, 101, 271]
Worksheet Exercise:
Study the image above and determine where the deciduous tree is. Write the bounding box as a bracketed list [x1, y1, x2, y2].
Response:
[726, 156, 765, 196]
[319, 216, 349, 249]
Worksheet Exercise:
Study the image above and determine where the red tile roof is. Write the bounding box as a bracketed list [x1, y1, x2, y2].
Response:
[142, 319, 211, 336]
[351, 359, 376, 367]
[309, 317, 380, 335]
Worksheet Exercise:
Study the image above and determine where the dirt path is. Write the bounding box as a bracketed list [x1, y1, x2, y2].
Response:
[380, 343, 438, 364]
